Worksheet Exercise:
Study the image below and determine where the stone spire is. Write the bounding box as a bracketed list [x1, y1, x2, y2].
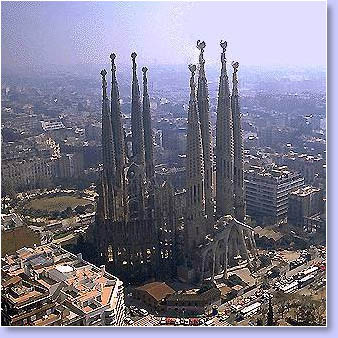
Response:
[110, 53, 126, 187]
[216, 40, 235, 218]
[185, 64, 206, 250]
[100, 69, 116, 220]
[130, 52, 145, 165]
[231, 61, 246, 221]
[142, 66, 155, 182]
[196, 40, 214, 225]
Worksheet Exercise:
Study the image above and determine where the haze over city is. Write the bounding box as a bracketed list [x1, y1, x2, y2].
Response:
[1, 0, 327, 328]
[2, 1, 326, 72]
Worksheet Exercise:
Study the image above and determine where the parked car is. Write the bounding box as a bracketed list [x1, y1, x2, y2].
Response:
[160, 317, 166, 325]
[139, 308, 148, 316]
[124, 317, 133, 325]
[190, 318, 199, 326]
[166, 317, 175, 325]
[174, 318, 180, 326]
[184, 318, 190, 326]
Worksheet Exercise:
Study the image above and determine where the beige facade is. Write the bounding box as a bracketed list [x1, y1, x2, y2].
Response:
[2, 157, 57, 190]
[288, 186, 323, 228]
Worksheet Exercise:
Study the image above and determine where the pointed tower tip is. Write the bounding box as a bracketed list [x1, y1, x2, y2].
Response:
[100, 69, 107, 78]
[188, 64, 197, 75]
[131, 52, 137, 60]
[142, 66, 148, 91]
[220, 40, 228, 52]
[110, 53, 116, 61]
[232, 61, 239, 71]
[220, 41, 228, 67]
[197, 40, 206, 51]
[197, 40, 206, 67]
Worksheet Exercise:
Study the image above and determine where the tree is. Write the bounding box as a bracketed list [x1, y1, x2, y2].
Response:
[275, 291, 291, 319]
[261, 276, 270, 289]
[62, 207, 74, 218]
[75, 205, 87, 214]
[270, 266, 280, 278]
[267, 295, 275, 326]
[259, 254, 272, 268]
[2, 180, 17, 199]
[256, 318, 264, 326]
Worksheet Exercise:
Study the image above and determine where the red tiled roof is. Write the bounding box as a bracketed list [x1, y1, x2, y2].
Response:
[136, 282, 175, 302]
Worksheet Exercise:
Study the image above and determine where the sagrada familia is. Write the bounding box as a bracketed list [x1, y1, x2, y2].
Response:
[89, 40, 257, 285]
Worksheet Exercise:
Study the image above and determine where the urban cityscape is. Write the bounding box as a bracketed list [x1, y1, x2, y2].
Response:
[1, 1, 326, 327]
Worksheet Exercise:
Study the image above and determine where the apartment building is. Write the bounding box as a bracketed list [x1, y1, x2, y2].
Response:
[1, 244, 125, 326]
[245, 165, 304, 225]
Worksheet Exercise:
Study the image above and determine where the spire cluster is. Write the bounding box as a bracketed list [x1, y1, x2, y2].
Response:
[99, 50, 155, 221]
[95, 41, 251, 285]
[185, 40, 246, 253]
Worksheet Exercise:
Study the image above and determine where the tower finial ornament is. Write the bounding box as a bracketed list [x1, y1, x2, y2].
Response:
[188, 63, 196, 74]
[197, 40, 206, 65]
[131, 52, 137, 70]
[110, 53, 116, 72]
[142, 67, 148, 92]
[232, 61, 239, 71]
[188, 64, 196, 90]
[100, 69, 107, 78]
[220, 40, 228, 53]
[220, 41, 228, 66]
[196, 40, 206, 51]
[100, 69, 108, 95]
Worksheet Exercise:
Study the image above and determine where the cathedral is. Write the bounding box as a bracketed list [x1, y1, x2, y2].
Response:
[89, 41, 257, 285]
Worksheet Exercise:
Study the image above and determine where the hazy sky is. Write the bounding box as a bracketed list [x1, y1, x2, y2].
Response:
[1, 1, 326, 70]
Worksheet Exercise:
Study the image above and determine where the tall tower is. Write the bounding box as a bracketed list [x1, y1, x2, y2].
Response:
[185, 64, 206, 251]
[231, 62, 246, 221]
[216, 41, 234, 217]
[196, 40, 214, 225]
[131, 52, 145, 166]
[110, 53, 126, 187]
[142, 66, 155, 182]
[110, 53, 128, 220]
[100, 69, 116, 220]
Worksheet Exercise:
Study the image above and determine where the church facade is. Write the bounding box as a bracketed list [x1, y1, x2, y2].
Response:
[89, 41, 257, 285]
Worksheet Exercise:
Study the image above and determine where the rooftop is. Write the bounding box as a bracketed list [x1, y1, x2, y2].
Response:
[1, 243, 123, 321]
[136, 281, 175, 302]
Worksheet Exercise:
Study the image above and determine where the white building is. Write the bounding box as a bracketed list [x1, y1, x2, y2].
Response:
[245, 165, 304, 224]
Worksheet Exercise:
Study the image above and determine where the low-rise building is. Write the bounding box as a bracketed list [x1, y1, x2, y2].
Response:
[163, 286, 221, 316]
[1, 273, 59, 326]
[134, 281, 175, 310]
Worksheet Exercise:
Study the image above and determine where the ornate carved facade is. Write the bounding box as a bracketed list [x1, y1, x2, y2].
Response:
[89, 41, 257, 285]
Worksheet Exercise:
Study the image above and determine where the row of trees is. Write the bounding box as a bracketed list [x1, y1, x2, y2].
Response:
[274, 291, 326, 326]
[20, 203, 94, 220]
